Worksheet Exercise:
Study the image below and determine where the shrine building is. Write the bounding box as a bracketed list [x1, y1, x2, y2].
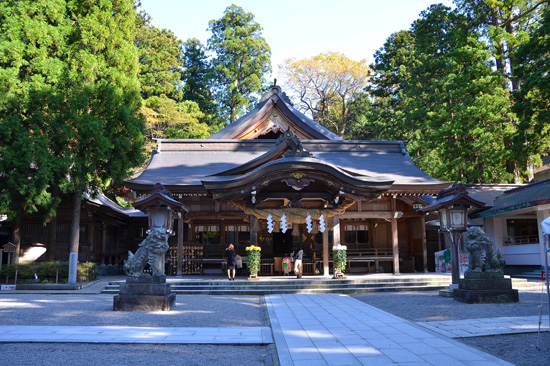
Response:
[124, 85, 452, 276]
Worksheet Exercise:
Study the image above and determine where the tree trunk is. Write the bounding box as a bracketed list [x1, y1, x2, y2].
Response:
[68, 187, 84, 284]
[45, 214, 57, 262]
[491, 7, 509, 89]
[11, 206, 24, 265]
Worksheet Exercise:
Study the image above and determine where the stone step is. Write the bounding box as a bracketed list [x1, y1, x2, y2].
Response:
[101, 277, 453, 295]
[170, 280, 451, 290]
[103, 284, 450, 295]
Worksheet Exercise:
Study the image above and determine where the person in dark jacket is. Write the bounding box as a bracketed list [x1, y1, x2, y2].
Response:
[225, 244, 236, 281]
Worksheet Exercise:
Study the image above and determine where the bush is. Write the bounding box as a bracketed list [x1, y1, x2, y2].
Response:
[0, 261, 97, 283]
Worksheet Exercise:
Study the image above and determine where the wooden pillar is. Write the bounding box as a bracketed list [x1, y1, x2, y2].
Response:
[332, 216, 341, 244]
[250, 215, 258, 246]
[0, 249, 3, 271]
[332, 216, 340, 276]
[391, 196, 400, 274]
[322, 226, 329, 276]
[101, 223, 107, 265]
[421, 216, 428, 273]
[177, 216, 184, 276]
[391, 217, 399, 274]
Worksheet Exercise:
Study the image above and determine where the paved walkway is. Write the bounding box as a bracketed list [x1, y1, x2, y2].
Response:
[0, 325, 272, 345]
[265, 294, 514, 366]
[2, 277, 547, 365]
[417, 315, 550, 338]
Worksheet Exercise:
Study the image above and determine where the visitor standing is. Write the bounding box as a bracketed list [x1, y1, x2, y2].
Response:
[226, 244, 236, 281]
[235, 254, 243, 276]
[294, 245, 303, 278]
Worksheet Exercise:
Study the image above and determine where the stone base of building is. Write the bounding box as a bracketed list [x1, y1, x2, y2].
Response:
[113, 275, 175, 311]
[454, 272, 519, 304]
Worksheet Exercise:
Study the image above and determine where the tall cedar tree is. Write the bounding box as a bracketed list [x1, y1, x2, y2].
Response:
[454, 0, 548, 180]
[135, 10, 184, 101]
[181, 38, 222, 132]
[0, 0, 71, 262]
[513, 7, 550, 166]
[63, 0, 144, 283]
[365, 4, 515, 183]
[207, 5, 271, 123]
[0, 0, 144, 274]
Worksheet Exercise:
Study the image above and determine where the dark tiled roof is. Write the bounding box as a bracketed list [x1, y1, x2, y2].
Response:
[84, 192, 146, 217]
[126, 140, 450, 192]
[473, 179, 550, 217]
[464, 184, 524, 206]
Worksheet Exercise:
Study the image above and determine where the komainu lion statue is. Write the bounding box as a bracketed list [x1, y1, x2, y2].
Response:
[124, 228, 169, 277]
[464, 227, 505, 274]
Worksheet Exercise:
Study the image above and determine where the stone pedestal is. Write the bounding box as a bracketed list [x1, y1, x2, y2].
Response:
[113, 276, 176, 311]
[454, 272, 519, 304]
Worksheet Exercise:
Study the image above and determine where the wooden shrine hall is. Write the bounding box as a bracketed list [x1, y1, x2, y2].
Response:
[126, 85, 452, 276]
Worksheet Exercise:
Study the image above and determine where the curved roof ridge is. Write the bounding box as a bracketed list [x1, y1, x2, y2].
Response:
[208, 87, 341, 140]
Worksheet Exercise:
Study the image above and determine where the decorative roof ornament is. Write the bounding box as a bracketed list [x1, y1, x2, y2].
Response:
[259, 84, 293, 105]
[277, 127, 313, 158]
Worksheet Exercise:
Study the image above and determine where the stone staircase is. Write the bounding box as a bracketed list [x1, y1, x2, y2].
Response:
[101, 276, 454, 295]
[514, 269, 546, 281]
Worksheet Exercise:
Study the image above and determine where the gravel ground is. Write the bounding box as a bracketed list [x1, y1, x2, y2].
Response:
[352, 286, 550, 366]
[1, 285, 549, 366]
[0, 294, 272, 366]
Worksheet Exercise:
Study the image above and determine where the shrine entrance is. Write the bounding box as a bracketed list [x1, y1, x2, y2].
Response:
[201, 131, 393, 276]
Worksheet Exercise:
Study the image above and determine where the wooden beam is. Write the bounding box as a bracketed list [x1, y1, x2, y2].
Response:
[340, 211, 394, 219]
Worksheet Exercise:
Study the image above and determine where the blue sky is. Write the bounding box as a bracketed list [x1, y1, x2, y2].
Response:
[139, 0, 453, 79]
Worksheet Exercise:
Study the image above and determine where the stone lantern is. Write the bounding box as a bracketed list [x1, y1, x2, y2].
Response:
[423, 184, 484, 286]
[113, 183, 188, 311]
[133, 182, 184, 236]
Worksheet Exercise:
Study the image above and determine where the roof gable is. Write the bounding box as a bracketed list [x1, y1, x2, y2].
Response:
[208, 86, 342, 141]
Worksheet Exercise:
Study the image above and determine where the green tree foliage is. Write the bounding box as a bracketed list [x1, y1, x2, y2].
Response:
[0, 0, 145, 273]
[513, 7, 550, 166]
[453, 0, 548, 180]
[141, 96, 209, 143]
[181, 38, 222, 132]
[135, 9, 184, 100]
[280, 52, 370, 138]
[362, 4, 515, 183]
[0, 0, 71, 262]
[207, 4, 271, 123]
[454, 0, 547, 92]
[62, 0, 144, 283]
